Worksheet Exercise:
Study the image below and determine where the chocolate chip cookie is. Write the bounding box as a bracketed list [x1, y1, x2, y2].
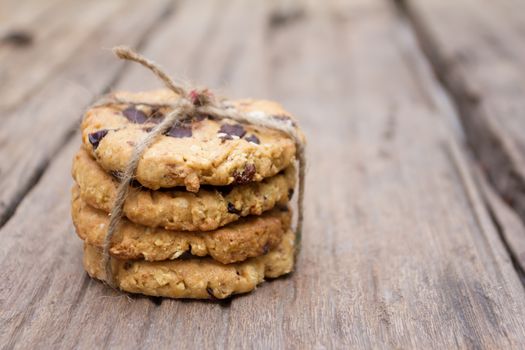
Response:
[81, 90, 302, 192]
[72, 186, 291, 264]
[83, 230, 295, 299]
[72, 148, 295, 231]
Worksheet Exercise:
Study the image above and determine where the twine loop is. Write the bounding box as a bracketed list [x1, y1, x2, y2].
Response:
[99, 46, 305, 289]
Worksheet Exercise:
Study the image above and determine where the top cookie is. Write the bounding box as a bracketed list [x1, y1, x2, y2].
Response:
[81, 90, 302, 192]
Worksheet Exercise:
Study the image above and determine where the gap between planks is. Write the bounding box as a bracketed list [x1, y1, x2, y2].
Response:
[396, 0, 525, 276]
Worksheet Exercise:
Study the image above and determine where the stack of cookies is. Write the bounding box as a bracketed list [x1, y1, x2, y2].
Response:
[71, 90, 303, 299]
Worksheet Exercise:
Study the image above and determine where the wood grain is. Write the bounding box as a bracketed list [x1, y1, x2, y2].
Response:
[0, 0, 124, 111]
[0, 0, 173, 226]
[402, 0, 525, 268]
[0, 0, 63, 39]
[1, 0, 525, 348]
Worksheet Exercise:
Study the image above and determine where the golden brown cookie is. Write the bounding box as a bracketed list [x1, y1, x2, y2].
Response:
[71, 186, 291, 264]
[81, 90, 303, 192]
[83, 230, 295, 299]
[72, 148, 295, 231]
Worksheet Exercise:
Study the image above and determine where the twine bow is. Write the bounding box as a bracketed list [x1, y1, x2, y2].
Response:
[99, 46, 305, 288]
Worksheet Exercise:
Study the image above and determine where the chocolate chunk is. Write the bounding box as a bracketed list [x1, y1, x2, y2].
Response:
[227, 202, 241, 215]
[262, 243, 270, 255]
[167, 124, 192, 138]
[288, 188, 294, 200]
[122, 106, 148, 124]
[88, 129, 108, 149]
[244, 134, 260, 144]
[233, 164, 256, 184]
[219, 124, 246, 138]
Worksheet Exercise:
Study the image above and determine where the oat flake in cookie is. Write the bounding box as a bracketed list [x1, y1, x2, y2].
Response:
[81, 89, 303, 192]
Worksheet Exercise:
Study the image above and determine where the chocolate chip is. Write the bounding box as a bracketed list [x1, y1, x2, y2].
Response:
[123, 261, 133, 270]
[167, 124, 192, 138]
[219, 124, 246, 138]
[227, 203, 241, 215]
[122, 106, 148, 124]
[233, 164, 256, 184]
[288, 188, 295, 200]
[262, 243, 270, 254]
[244, 134, 260, 144]
[88, 129, 108, 149]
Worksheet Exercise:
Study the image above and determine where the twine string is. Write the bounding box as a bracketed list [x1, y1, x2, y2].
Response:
[101, 46, 305, 288]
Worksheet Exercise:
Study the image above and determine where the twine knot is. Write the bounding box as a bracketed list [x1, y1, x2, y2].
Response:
[188, 88, 214, 106]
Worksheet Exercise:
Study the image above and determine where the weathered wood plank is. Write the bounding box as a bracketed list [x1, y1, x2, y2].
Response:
[402, 0, 525, 269]
[0, 0, 124, 110]
[0, 0, 63, 38]
[0, 0, 173, 226]
[2, 0, 525, 349]
[475, 165, 525, 277]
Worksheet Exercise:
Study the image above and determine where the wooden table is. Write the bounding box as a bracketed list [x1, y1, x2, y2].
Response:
[2, 0, 525, 348]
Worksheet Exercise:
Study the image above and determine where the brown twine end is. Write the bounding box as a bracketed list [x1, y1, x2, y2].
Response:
[112, 45, 132, 60]
[112, 46, 187, 97]
[99, 46, 306, 290]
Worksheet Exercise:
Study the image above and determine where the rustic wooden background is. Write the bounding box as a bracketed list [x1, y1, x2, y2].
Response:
[2, 0, 525, 348]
